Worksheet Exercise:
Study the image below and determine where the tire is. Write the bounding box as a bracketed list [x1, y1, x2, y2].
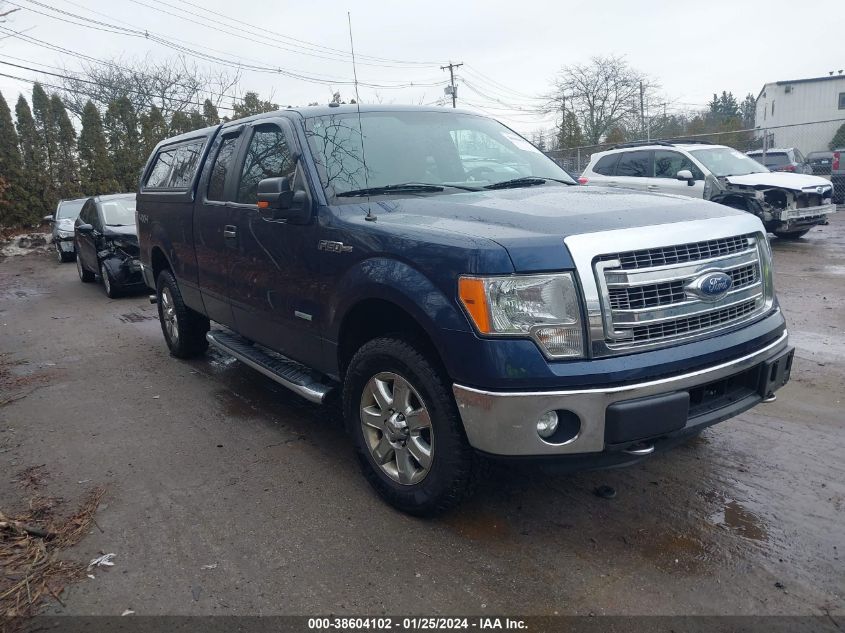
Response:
[56, 246, 73, 263]
[343, 336, 484, 516]
[76, 250, 95, 282]
[773, 229, 810, 240]
[100, 260, 120, 298]
[155, 269, 209, 359]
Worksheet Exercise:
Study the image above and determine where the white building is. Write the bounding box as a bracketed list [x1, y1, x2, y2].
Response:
[755, 74, 845, 154]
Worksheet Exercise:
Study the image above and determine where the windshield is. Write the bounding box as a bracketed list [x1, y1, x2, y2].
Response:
[100, 197, 136, 226]
[689, 147, 769, 177]
[304, 110, 575, 197]
[56, 199, 84, 220]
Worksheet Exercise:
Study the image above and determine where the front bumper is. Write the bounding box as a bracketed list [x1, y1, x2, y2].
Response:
[772, 202, 836, 230]
[100, 255, 144, 287]
[453, 330, 792, 457]
[55, 237, 75, 252]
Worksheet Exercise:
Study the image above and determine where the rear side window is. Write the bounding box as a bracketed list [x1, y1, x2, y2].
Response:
[236, 125, 296, 204]
[616, 151, 651, 177]
[593, 153, 620, 176]
[145, 141, 205, 190]
[207, 136, 240, 201]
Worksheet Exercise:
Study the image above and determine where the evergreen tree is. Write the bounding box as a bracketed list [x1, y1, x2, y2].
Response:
[51, 94, 81, 200]
[78, 100, 117, 195]
[231, 92, 277, 120]
[15, 95, 51, 219]
[202, 99, 220, 126]
[740, 93, 757, 129]
[829, 122, 845, 151]
[188, 110, 205, 131]
[0, 90, 27, 225]
[104, 97, 140, 191]
[139, 105, 168, 162]
[31, 83, 57, 197]
[169, 110, 193, 135]
[557, 110, 584, 149]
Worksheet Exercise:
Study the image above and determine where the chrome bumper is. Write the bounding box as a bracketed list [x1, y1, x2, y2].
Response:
[452, 330, 790, 456]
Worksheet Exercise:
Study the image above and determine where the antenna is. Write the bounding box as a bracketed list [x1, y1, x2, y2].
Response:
[347, 12, 376, 222]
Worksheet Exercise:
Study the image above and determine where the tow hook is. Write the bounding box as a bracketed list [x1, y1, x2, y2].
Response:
[149, 294, 158, 304]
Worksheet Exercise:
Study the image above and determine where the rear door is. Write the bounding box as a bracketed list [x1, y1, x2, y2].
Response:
[613, 150, 652, 191]
[193, 128, 243, 327]
[225, 118, 323, 367]
[584, 152, 621, 187]
[651, 150, 705, 198]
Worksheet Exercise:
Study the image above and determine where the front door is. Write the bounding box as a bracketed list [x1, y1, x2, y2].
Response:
[75, 199, 99, 272]
[652, 150, 705, 198]
[226, 119, 323, 368]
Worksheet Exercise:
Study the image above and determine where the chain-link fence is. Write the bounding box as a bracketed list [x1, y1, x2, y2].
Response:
[545, 118, 845, 177]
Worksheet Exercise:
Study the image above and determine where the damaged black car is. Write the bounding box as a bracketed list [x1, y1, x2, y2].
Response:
[74, 193, 144, 298]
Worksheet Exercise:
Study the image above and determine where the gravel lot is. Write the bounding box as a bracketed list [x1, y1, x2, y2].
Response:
[0, 214, 843, 619]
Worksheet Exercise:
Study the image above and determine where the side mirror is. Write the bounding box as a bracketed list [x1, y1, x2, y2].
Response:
[42, 215, 54, 224]
[257, 177, 311, 223]
[76, 223, 93, 234]
[676, 169, 695, 185]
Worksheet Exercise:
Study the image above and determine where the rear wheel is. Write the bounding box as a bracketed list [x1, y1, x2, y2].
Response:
[773, 229, 810, 240]
[76, 249, 94, 282]
[343, 336, 483, 516]
[156, 269, 209, 358]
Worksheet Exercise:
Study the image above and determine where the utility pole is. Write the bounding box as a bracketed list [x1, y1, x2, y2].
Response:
[639, 81, 645, 140]
[441, 62, 463, 108]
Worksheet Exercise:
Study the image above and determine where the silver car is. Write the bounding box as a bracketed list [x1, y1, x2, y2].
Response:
[45, 198, 86, 263]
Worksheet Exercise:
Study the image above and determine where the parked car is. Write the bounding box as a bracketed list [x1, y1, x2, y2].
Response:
[832, 149, 845, 205]
[45, 197, 86, 262]
[745, 148, 810, 174]
[74, 193, 143, 298]
[580, 141, 836, 239]
[137, 106, 793, 515]
[806, 151, 834, 176]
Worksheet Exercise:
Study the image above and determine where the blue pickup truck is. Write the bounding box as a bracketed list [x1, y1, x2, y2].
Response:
[136, 105, 793, 515]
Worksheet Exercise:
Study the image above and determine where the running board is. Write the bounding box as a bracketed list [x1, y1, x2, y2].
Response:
[206, 330, 333, 404]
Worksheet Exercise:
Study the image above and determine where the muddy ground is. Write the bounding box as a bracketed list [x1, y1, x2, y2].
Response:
[0, 215, 842, 619]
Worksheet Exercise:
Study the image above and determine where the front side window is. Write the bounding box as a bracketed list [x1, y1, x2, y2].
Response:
[615, 151, 650, 177]
[207, 136, 240, 201]
[304, 111, 574, 198]
[236, 126, 296, 204]
[144, 141, 205, 190]
[653, 150, 703, 180]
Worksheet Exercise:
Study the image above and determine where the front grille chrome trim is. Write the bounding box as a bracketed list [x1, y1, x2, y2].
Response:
[564, 216, 775, 358]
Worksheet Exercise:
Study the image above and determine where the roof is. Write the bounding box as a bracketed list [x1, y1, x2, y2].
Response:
[757, 73, 845, 100]
[746, 148, 793, 154]
[596, 142, 726, 154]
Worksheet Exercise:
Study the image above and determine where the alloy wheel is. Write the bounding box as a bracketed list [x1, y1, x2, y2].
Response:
[160, 286, 179, 344]
[359, 372, 433, 485]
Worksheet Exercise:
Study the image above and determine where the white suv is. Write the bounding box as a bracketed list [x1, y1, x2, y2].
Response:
[580, 141, 836, 239]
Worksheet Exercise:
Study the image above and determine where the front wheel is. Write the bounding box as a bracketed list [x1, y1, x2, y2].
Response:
[343, 336, 483, 516]
[773, 229, 810, 240]
[156, 270, 209, 358]
[100, 261, 120, 298]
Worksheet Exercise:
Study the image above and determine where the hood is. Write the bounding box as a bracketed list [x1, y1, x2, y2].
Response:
[361, 185, 745, 271]
[102, 224, 138, 239]
[725, 172, 832, 191]
[55, 218, 75, 232]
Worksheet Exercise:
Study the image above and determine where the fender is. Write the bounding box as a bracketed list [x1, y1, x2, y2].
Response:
[327, 256, 472, 345]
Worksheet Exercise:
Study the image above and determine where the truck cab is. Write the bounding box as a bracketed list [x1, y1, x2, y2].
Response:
[137, 105, 793, 515]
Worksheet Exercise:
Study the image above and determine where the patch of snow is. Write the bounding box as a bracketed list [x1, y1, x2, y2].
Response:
[0, 232, 52, 258]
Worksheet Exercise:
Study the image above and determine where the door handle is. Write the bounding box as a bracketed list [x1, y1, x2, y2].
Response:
[223, 225, 237, 239]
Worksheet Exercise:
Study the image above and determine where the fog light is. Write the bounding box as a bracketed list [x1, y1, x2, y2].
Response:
[536, 411, 559, 439]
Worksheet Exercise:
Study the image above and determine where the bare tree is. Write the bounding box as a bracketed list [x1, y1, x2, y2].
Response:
[548, 55, 657, 145]
[58, 55, 240, 121]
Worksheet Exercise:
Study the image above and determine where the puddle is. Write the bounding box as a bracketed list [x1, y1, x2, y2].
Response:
[710, 500, 768, 542]
[214, 389, 259, 419]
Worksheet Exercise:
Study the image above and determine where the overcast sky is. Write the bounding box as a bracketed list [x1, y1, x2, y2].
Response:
[0, 0, 842, 134]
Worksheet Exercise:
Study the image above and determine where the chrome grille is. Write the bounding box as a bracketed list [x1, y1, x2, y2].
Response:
[599, 234, 753, 270]
[594, 234, 769, 350]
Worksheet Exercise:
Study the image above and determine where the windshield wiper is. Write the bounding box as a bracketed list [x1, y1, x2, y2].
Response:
[483, 177, 572, 190]
[338, 182, 483, 197]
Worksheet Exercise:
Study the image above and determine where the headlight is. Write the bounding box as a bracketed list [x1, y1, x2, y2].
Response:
[57, 230, 73, 238]
[458, 273, 584, 358]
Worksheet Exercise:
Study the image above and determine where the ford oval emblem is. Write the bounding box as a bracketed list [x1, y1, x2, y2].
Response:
[686, 271, 733, 302]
